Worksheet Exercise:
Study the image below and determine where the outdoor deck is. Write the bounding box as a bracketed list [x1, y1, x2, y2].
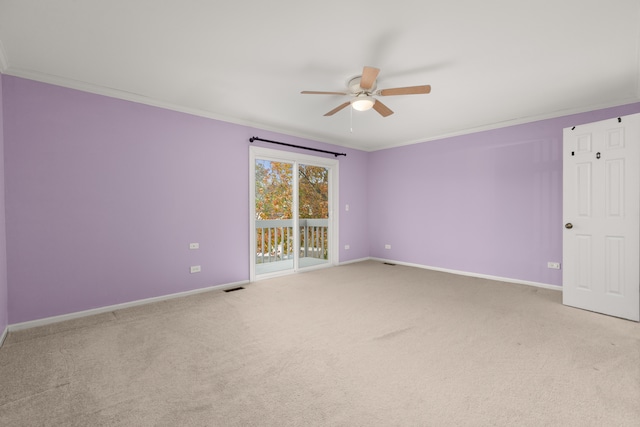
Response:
[255, 218, 329, 275]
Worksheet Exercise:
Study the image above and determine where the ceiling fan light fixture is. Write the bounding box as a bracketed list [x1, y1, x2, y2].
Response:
[351, 95, 375, 111]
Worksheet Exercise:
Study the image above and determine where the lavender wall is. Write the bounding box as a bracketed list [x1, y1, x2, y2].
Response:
[0, 74, 8, 336]
[369, 102, 640, 286]
[3, 76, 369, 323]
[3, 73, 639, 324]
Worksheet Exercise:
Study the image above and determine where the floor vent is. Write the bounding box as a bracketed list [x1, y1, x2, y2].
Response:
[383, 262, 396, 266]
[224, 287, 245, 293]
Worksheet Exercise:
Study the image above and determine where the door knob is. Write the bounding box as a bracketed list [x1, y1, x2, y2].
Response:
[565, 223, 573, 229]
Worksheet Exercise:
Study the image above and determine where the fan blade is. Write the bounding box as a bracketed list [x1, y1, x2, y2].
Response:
[301, 91, 348, 95]
[360, 66, 380, 90]
[378, 85, 431, 96]
[324, 102, 350, 116]
[372, 99, 394, 117]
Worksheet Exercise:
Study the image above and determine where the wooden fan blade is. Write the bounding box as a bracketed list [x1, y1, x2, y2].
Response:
[360, 66, 380, 90]
[324, 102, 350, 116]
[378, 85, 431, 96]
[372, 99, 394, 117]
[301, 91, 348, 95]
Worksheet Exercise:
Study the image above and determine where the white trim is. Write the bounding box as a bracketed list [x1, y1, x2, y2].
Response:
[3, 259, 561, 335]
[371, 99, 640, 151]
[369, 257, 562, 291]
[252, 261, 333, 282]
[338, 257, 371, 266]
[0, 325, 7, 348]
[2, 67, 360, 151]
[5, 68, 639, 153]
[7, 280, 249, 332]
[0, 40, 8, 73]
[249, 150, 257, 281]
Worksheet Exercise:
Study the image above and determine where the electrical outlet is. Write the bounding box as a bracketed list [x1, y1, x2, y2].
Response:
[190, 265, 201, 273]
[189, 243, 199, 250]
[547, 262, 561, 270]
[385, 244, 391, 250]
[344, 244, 350, 250]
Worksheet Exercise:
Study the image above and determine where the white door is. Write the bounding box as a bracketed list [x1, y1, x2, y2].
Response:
[562, 113, 640, 321]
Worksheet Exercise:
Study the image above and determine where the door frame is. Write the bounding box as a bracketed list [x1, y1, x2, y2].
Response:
[249, 146, 339, 281]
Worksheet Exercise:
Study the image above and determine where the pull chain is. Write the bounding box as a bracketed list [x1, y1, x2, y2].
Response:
[350, 105, 353, 133]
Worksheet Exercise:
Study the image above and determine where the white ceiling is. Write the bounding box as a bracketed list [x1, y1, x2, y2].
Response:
[1, 0, 639, 151]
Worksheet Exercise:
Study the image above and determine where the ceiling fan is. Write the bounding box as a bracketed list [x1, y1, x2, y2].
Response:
[301, 66, 431, 117]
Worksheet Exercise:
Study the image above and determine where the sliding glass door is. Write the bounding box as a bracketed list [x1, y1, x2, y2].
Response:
[298, 163, 330, 269]
[254, 159, 294, 275]
[250, 147, 338, 280]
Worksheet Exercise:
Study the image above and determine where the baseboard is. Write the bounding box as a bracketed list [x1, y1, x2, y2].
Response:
[0, 325, 7, 349]
[4, 261, 561, 334]
[369, 257, 562, 291]
[338, 257, 371, 266]
[8, 280, 250, 332]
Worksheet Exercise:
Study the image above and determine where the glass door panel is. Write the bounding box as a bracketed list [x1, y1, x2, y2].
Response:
[298, 164, 329, 268]
[255, 159, 294, 275]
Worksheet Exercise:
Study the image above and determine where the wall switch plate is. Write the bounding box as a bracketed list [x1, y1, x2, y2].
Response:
[547, 262, 561, 269]
[190, 265, 201, 273]
[344, 244, 350, 250]
[385, 244, 391, 249]
[345, 204, 350, 211]
[189, 243, 199, 250]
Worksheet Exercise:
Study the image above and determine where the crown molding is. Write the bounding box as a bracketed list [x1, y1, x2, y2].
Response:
[4, 66, 640, 154]
[2, 66, 367, 151]
[370, 97, 640, 152]
[0, 39, 8, 73]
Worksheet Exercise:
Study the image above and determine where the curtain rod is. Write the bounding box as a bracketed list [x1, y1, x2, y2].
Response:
[249, 136, 346, 157]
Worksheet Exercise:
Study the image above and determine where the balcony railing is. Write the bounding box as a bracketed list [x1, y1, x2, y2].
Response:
[256, 219, 328, 264]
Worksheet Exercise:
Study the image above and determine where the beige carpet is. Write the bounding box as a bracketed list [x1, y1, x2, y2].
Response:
[1, 260, 639, 426]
